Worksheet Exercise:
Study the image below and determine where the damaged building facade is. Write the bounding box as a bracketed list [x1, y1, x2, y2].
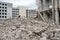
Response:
[36, 0, 60, 24]
[26, 9, 37, 18]
[0, 2, 12, 19]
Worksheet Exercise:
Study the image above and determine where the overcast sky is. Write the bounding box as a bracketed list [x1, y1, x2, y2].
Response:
[0, 0, 37, 9]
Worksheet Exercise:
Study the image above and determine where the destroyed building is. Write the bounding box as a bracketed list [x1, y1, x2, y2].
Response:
[26, 9, 37, 18]
[36, 0, 60, 24]
[0, 2, 12, 19]
[12, 8, 19, 18]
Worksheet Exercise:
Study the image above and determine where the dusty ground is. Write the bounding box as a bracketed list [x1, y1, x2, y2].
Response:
[0, 17, 60, 40]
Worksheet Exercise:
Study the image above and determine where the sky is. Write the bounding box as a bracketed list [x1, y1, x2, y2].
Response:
[0, 0, 37, 9]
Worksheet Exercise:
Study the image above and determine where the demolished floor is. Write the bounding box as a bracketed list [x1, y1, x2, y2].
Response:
[0, 17, 60, 40]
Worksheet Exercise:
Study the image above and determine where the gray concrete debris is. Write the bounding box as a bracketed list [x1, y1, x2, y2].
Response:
[0, 17, 60, 40]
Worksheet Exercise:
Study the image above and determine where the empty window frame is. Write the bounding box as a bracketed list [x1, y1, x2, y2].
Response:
[2, 13, 4, 15]
[5, 10, 7, 12]
[5, 16, 7, 18]
[0, 6, 1, 8]
[5, 4, 7, 6]
[0, 13, 1, 15]
[2, 10, 4, 12]
[5, 7, 7, 9]
[0, 10, 1, 11]
[2, 4, 4, 5]
[0, 16, 1, 18]
[2, 16, 4, 18]
[2, 7, 4, 9]
[5, 13, 7, 15]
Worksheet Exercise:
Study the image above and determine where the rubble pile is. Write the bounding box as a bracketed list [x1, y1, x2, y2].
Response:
[0, 17, 60, 40]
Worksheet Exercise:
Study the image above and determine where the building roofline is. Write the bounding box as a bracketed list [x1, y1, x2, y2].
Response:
[0, 1, 12, 4]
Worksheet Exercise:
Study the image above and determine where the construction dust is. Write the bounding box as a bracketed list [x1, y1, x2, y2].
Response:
[0, 17, 60, 40]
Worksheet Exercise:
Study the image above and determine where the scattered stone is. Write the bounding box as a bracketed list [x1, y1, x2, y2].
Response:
[0, 17, 60, 40]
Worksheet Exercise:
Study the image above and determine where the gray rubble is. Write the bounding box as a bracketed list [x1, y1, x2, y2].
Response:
[0, 17, 60, 40]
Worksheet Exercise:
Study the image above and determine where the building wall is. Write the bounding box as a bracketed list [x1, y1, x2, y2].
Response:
[26, 9, 37, 18]
[59, 0, 60, 8]
[12, 8, 19, 18]
[36, 0, 41, 10]
[36, 0, 60, 24]
[18, 6, 26, 17]
[0, 2, 12, 19]
[37, 0, 52, 11]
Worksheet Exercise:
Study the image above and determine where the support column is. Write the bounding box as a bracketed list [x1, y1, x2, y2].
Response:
[43, 0, 46, 9]
[52, 0, 55, 23]
[55, 10, 59, 25]
[38, 0, 42, 11]
[55, 0, 59, 25]
[43, 0, 47, 21]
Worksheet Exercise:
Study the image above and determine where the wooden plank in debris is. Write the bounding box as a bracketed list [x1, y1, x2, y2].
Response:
[38, 10, 45, 22]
